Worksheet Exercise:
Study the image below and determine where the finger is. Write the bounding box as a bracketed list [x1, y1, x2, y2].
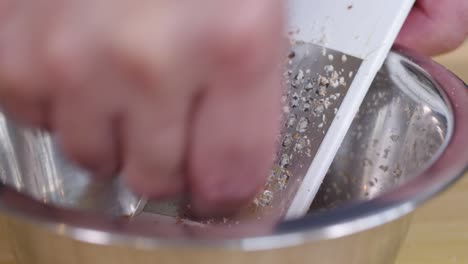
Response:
[110, 3, 200, 198]
[48, 46, 124, 179]
[122, 88, 192, 199]
[53, 86, 121, 179]
[396, 0, 468, 55]
[188, 70, 282, 218]
[185, 0, 284, 218]
[188, 71, 282, 218]
[0, 1, 17, 24]
[0, 7, 50, 128]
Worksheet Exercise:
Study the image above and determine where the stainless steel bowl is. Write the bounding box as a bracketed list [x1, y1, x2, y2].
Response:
[0, 47, 467, 264]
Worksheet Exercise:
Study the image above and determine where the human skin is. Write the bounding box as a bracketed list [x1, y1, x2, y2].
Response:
[395, 0, 468, 55]
[0, 0, 465, 217]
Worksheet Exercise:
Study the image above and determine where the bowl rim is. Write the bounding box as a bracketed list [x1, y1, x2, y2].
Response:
[0, 46, 467, 250]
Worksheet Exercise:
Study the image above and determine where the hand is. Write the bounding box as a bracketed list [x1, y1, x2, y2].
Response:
[0, 0, 285, 217]
[396, 0, 468, 56]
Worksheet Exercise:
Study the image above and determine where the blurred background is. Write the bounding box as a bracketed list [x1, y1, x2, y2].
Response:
[435, 42, 468, 81]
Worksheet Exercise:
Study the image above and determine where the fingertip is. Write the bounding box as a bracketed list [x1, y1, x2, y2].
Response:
[188, 73, 280, 218]
[121, 102, 188, 200]
[187, 122, 275, 218]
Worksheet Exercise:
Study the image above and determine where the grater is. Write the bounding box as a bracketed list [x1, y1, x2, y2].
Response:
[133, 0, 416, 223]
[283, 0, 415, 219]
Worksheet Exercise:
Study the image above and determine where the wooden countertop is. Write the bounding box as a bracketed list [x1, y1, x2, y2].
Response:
[0, 43, 466, 264]
[396, 175, 468, 264]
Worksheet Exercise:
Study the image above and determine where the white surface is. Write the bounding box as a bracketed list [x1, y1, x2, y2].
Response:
[286, 0, 415, 219]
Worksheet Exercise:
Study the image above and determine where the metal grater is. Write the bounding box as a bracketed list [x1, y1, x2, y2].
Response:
[132, 0, 415, 223]
[137, 43, 361, 223]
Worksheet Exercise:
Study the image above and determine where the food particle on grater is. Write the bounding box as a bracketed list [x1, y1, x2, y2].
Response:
[282, 134, 294, 147]
[313, 102, 325, 115]
[295, 69, 305, 81]
[329, 71, 340, 88]
[318, 75, 329, 87]
[253, 190, 274, 207]
[341, 54, 348, 63]
[286, 114, 297, 128]
[324, 65, 334, 73]
[296, 117, 309, 133]
[317, 87, 327, 96]
[277, 174, 290, 190]
[293, 136, 308, 152]
[339, 77, 347, 86]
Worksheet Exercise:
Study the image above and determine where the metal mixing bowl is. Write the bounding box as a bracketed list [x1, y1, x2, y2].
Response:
[0, 47, 466, 264]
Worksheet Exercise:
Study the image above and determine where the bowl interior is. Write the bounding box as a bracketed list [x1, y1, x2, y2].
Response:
[0, 51, 450, 219]
[311, 52, 450, 213]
